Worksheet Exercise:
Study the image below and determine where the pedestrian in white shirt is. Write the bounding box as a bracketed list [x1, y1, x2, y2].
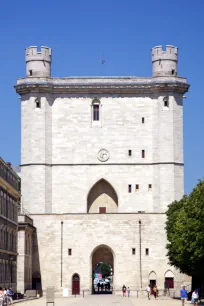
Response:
[192, 289, 198, 306]
[146, 284, 151, 300]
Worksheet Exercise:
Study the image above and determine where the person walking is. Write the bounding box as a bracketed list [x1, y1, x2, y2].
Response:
[146, 284, 151, 300]
[6, 288, 14, 305]
[153, 285, 157, 299]
[192, 289, 199, 306]
[127, 287, 130, 297]
[180, 286, 188, 306]
[0, 288, 4, 306]
[122, 285, 126, 297]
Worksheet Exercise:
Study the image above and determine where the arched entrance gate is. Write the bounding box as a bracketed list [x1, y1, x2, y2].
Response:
[91, 244, 114, 294]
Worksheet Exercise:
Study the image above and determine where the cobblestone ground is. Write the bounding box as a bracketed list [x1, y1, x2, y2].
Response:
[18, 295, 185, 306]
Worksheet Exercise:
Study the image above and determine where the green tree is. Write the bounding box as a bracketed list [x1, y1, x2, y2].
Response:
[96, 262, 111, 278]
[166, 180, 204, 277]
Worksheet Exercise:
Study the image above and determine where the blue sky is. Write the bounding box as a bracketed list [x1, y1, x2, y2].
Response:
[0, 0, 203, 194]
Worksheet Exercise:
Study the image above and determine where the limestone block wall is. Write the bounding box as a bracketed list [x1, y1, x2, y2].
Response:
[21, 92, 184, 215]
[31, 213, 190, 294]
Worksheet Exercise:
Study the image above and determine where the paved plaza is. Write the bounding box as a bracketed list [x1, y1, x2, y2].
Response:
[18, 295, 186, 306]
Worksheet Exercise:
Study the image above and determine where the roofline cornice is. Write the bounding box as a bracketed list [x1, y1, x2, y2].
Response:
[15, 77, 190, 95]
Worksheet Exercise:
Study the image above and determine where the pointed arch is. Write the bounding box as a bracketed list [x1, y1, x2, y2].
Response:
[87, 179, 118, 213]
[164, 270, 174, 278]
[164, 270, 174, 289]
[91, 244, 114, 294]
[149, 271, 157, 280]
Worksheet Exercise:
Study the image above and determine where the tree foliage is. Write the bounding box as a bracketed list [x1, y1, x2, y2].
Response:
[166, 180, 204, 277]
[95, 262, 111, 278]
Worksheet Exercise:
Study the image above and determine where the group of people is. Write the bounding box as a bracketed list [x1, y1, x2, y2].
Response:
[122, 285, 130, 297]
[146, 284, 158, 300]
[96, 282, 111, 292]
[0, 288, 14, 306]
[180, 286, 200, 306]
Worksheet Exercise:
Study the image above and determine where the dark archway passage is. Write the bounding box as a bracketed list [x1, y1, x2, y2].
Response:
[87, 179, 118, 213]
[91, 245, 114, 294]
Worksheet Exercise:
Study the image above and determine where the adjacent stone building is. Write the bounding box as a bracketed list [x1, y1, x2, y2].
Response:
[0, 157, 20, 290]
[15, 45, 191, 295]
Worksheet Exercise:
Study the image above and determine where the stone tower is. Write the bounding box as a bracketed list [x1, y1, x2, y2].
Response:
[15, 45, 191, 295]
[25, 46, 52, 77]
[152, 45, 178, 76]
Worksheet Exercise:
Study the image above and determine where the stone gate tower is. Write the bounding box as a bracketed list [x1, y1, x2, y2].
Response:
[15, 45, 191, 295]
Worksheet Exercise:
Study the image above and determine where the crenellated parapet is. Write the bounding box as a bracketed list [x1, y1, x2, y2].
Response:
[25, 46, 52, 77]
[152, 45, 178, 77]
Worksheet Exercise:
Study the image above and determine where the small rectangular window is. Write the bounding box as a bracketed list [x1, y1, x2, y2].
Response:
[135, 184, 139, 191]
[142, 117, 145, 123]
[132, 248, 136, 255]
[68, 248, 72, 256]
[142, 150, 145, 158]
[128, 185, 132, 193]
[148, 184, 152, 191]
[145, 248, 149, 256]
[99, 207, 106, 214]
[93, 105, 99, 121]
[128, 150, 132, 156]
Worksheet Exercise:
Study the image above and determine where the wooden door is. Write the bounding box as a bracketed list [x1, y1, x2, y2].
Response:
[165, 277, 174, 289]
[72, 274, 80, 295]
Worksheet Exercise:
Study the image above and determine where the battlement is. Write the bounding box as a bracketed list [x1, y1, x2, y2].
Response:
[25, 46, 52, 77]
[152, 45, 178, 62]
[152, 45, 178, 77]
[26, 46, 52, 63]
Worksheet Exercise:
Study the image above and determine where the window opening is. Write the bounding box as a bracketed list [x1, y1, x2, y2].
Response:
[128, 150, 132, 156]
[142, 150, 145, 158]
[99, 207, 106, 214]
[128, 185, 132, 193]
[163, 97, 169, 108]
[145, 248, 149, 256]
[135, 184, 139, 191]
[132, 248, 136, 255]
[148, 184, 152, 191]
[35, 98, 41, 109]
[172, 69, 175, 75]
[29, 70, 32, 76]
[93, 104, 99, 121]
[142, 117, 145, 123]
[68, 249, 72, 256]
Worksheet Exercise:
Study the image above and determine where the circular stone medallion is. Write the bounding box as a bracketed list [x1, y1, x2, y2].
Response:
[98, 149, 110, 162]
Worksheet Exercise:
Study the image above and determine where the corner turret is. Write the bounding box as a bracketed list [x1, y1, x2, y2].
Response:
[25, 46, 52, 77]
[152, 45, 178, 77]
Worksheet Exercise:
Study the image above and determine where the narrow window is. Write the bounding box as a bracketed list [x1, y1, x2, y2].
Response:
[145, 248, 149, 256]
[93, 104, 99, 121]
[163, 97, 169, 108]
[68, 249, 72, 256]
[128, 150, 132, 156]
[99, 207, 106, 214]
[132, 248, 136, 255]
[128, 185, 132, 193]
[172, 69, 175, 75]
[142, 117, 145, 124]
[135, 184, 139, 192]
[148, 184, 152, 191]
[142, 150, 145, 158]
[35, 98, 41, 109]
[29, 70, 32, 76]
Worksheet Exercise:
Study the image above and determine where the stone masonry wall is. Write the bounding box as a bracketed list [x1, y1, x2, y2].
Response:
[31, 213, 190, 294]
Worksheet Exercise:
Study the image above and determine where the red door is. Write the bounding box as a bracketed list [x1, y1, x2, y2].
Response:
[72, 274, 80, 295]
[165, 277, 174, 289]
